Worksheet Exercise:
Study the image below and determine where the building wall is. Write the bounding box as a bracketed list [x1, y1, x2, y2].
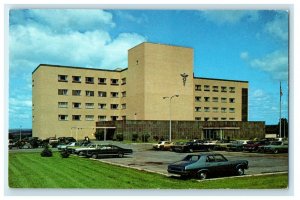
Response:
[96, 120, 265, 141]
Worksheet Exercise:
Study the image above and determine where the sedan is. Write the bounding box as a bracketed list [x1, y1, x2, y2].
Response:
[86, 145, 133, 159]
[167, 153, 248, 180]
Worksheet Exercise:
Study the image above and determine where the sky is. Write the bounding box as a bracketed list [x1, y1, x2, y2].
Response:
[8, 9, 289, 129]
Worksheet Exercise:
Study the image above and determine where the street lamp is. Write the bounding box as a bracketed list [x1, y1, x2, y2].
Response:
[163, 95, 179, 141]
[19, 126, 22, 141]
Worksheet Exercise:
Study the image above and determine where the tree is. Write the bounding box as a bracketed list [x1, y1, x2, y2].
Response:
[278, 118, 288, 138]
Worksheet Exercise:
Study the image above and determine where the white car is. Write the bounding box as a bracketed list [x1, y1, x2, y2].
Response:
[153, 141, 173, 150]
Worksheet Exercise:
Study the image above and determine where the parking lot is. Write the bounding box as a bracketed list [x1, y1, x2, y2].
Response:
[91, 142, 289, 177]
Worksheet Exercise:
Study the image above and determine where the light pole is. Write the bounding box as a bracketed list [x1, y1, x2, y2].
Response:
[19, 126, 22, 141]
[163, 95, 179, 141]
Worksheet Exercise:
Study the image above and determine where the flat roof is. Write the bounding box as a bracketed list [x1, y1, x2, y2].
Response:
[32, 64, 128, 74]
[128, 42, 193, 51]
[194, 76, 248, 83]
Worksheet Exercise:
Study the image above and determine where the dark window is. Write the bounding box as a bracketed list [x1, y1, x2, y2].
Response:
[72, 76, 81, 83]
[58, 75, 68, 82]
[98, 78, 106, 85]
[85, 77, 94, 84]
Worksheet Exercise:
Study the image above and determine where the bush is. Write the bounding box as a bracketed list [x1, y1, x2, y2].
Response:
[141, 134, 150, 142]
[60, 149, 70, 158]
[116, 134, 124, 141]
[132, 133, 138, 142]
[40, 145, 52, 157]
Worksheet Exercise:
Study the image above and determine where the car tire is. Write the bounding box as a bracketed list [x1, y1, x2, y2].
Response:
[236, 167, 245, 176]
[273, 149, 279, 154]
[197, 171, 207, 180]
[78, 151, 84, 156]
[189, 148, 193, 153]
[92, 154, 98, 159]
[118, 152, 124, 158]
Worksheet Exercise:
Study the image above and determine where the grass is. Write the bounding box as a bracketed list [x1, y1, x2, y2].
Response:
[9, 151, 288, 189]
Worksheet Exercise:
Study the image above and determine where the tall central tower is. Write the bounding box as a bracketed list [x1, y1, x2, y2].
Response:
[126, 42, 194, 120]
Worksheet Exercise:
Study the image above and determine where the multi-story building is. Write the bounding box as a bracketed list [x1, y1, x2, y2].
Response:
[32, 42, 249, 139]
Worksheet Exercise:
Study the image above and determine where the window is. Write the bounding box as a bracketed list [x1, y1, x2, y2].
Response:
[72, 115, 81, 121]
[213, 86, 218, 92]
[229, 98, 235, 103]
[204, 107, 210, 112]
[58, 115, 68, 121]
[195, 85, 201, 91]
[58, 102, 68, 108]
[98, 91, 107, 97]
[195, 117, 201, 121]
[229, 108, 235, 113]
[58, 75, 68, 82]
[122, 91, 126, 97]
[58, 89, 68, 95]
[72, 76, 81, 83]
[195, 96, 201, 102]
[213, 117, 218, 121]
[229, 118, 235, 120]
[111, 116, 118, 121]
[98, 115, 106, 121]
[98, 103, 106, 109]
[72, 90, 81, 96]
[85, 115, 94, 121]
[229, 87, 236, 93]
[111, 79, 119, 85]
[221, 86, 227, 92]
[204, 117, 209, 121]
[85, 77, 94, 84]
[98, 78, 106, 85]
[121, 104, 126, 109]
[86, 90, 94, 97]
[195, 107, 201, 112]
[213, 107, 218, 112]
[221, 117, 227, 121]
[111, 92, 119, 98]
[212, 97, 218, 102]
[72, 102, 81, 109]
[204, 85, 210, 91]
[221, 98, 227, 103]
[121, 78, 126, 85]
[111, 104, 118, 110]
[204, 97, 210, 102]
[122, 116, 126, 120]
[221, 108, 227, 113]
[85, 103, 94, 109]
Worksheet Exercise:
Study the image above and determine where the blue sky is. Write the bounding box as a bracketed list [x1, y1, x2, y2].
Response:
[8, 9, 289, 129]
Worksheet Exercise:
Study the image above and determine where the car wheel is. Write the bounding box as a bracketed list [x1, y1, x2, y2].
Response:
[236, 167, 244, 176]
[189, 148, 193, 153]
[273, 149, 279, 154]
[78, 151, 84, 156]
[197, 171, 207, 180]
[118, 152, 124, 158]
[92, 154, 98, 159]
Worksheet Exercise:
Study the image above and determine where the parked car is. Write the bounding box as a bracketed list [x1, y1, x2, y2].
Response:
[86, 144, 133, 159]
[227, 140, 249, 151]
[213, 140, 232, 151]
[259, 141, 288, 154]
[171, 140, 210, 153]
[57, 142, 82, 151]
[74, 143, 102, 156]
[243, 140, 270, 152]
[167, 153, 249, 180]
[153, 141, 173, 151]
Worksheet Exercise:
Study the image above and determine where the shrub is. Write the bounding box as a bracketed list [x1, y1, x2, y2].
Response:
[40, 145, 52, 157]
[116, 134, 124, 141]
[141, 134, 150, 142]
[60, 149, 70, 158]
[132, 133, 138, 142]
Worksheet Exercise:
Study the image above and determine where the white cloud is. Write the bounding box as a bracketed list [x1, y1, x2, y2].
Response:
[264, 11, 288, 41]
[240, 51, 249, 60]
[250, 50, 288, 81]
[199, 10, 259, 24]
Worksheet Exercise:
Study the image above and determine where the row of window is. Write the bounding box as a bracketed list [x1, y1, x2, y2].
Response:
[58, 115, 125, 121]
[58, 102, 126, 110]
[195, 85, 236, 93]
[195, 107, 235, 113]
[58, 75, 126, 85]
[195, 96, 235, 103]
[58, 89, 126, 98]
[195, 117, 236, 121]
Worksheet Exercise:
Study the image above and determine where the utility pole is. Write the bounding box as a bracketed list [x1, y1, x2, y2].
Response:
[163, 95, 179, 141]
[279, 81, 282, 138]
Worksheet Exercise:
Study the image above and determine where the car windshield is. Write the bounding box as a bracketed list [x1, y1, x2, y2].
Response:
[270, 141, 282, 145]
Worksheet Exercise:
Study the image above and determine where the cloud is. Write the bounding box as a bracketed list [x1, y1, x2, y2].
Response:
[199, 10, 259, 25]
[240, 51, 249, 60]
[250, 50, 288, 81]
[264, 11, 288, 41]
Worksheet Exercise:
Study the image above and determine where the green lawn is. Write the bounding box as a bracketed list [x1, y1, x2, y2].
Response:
[9, 151, 288, 189]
